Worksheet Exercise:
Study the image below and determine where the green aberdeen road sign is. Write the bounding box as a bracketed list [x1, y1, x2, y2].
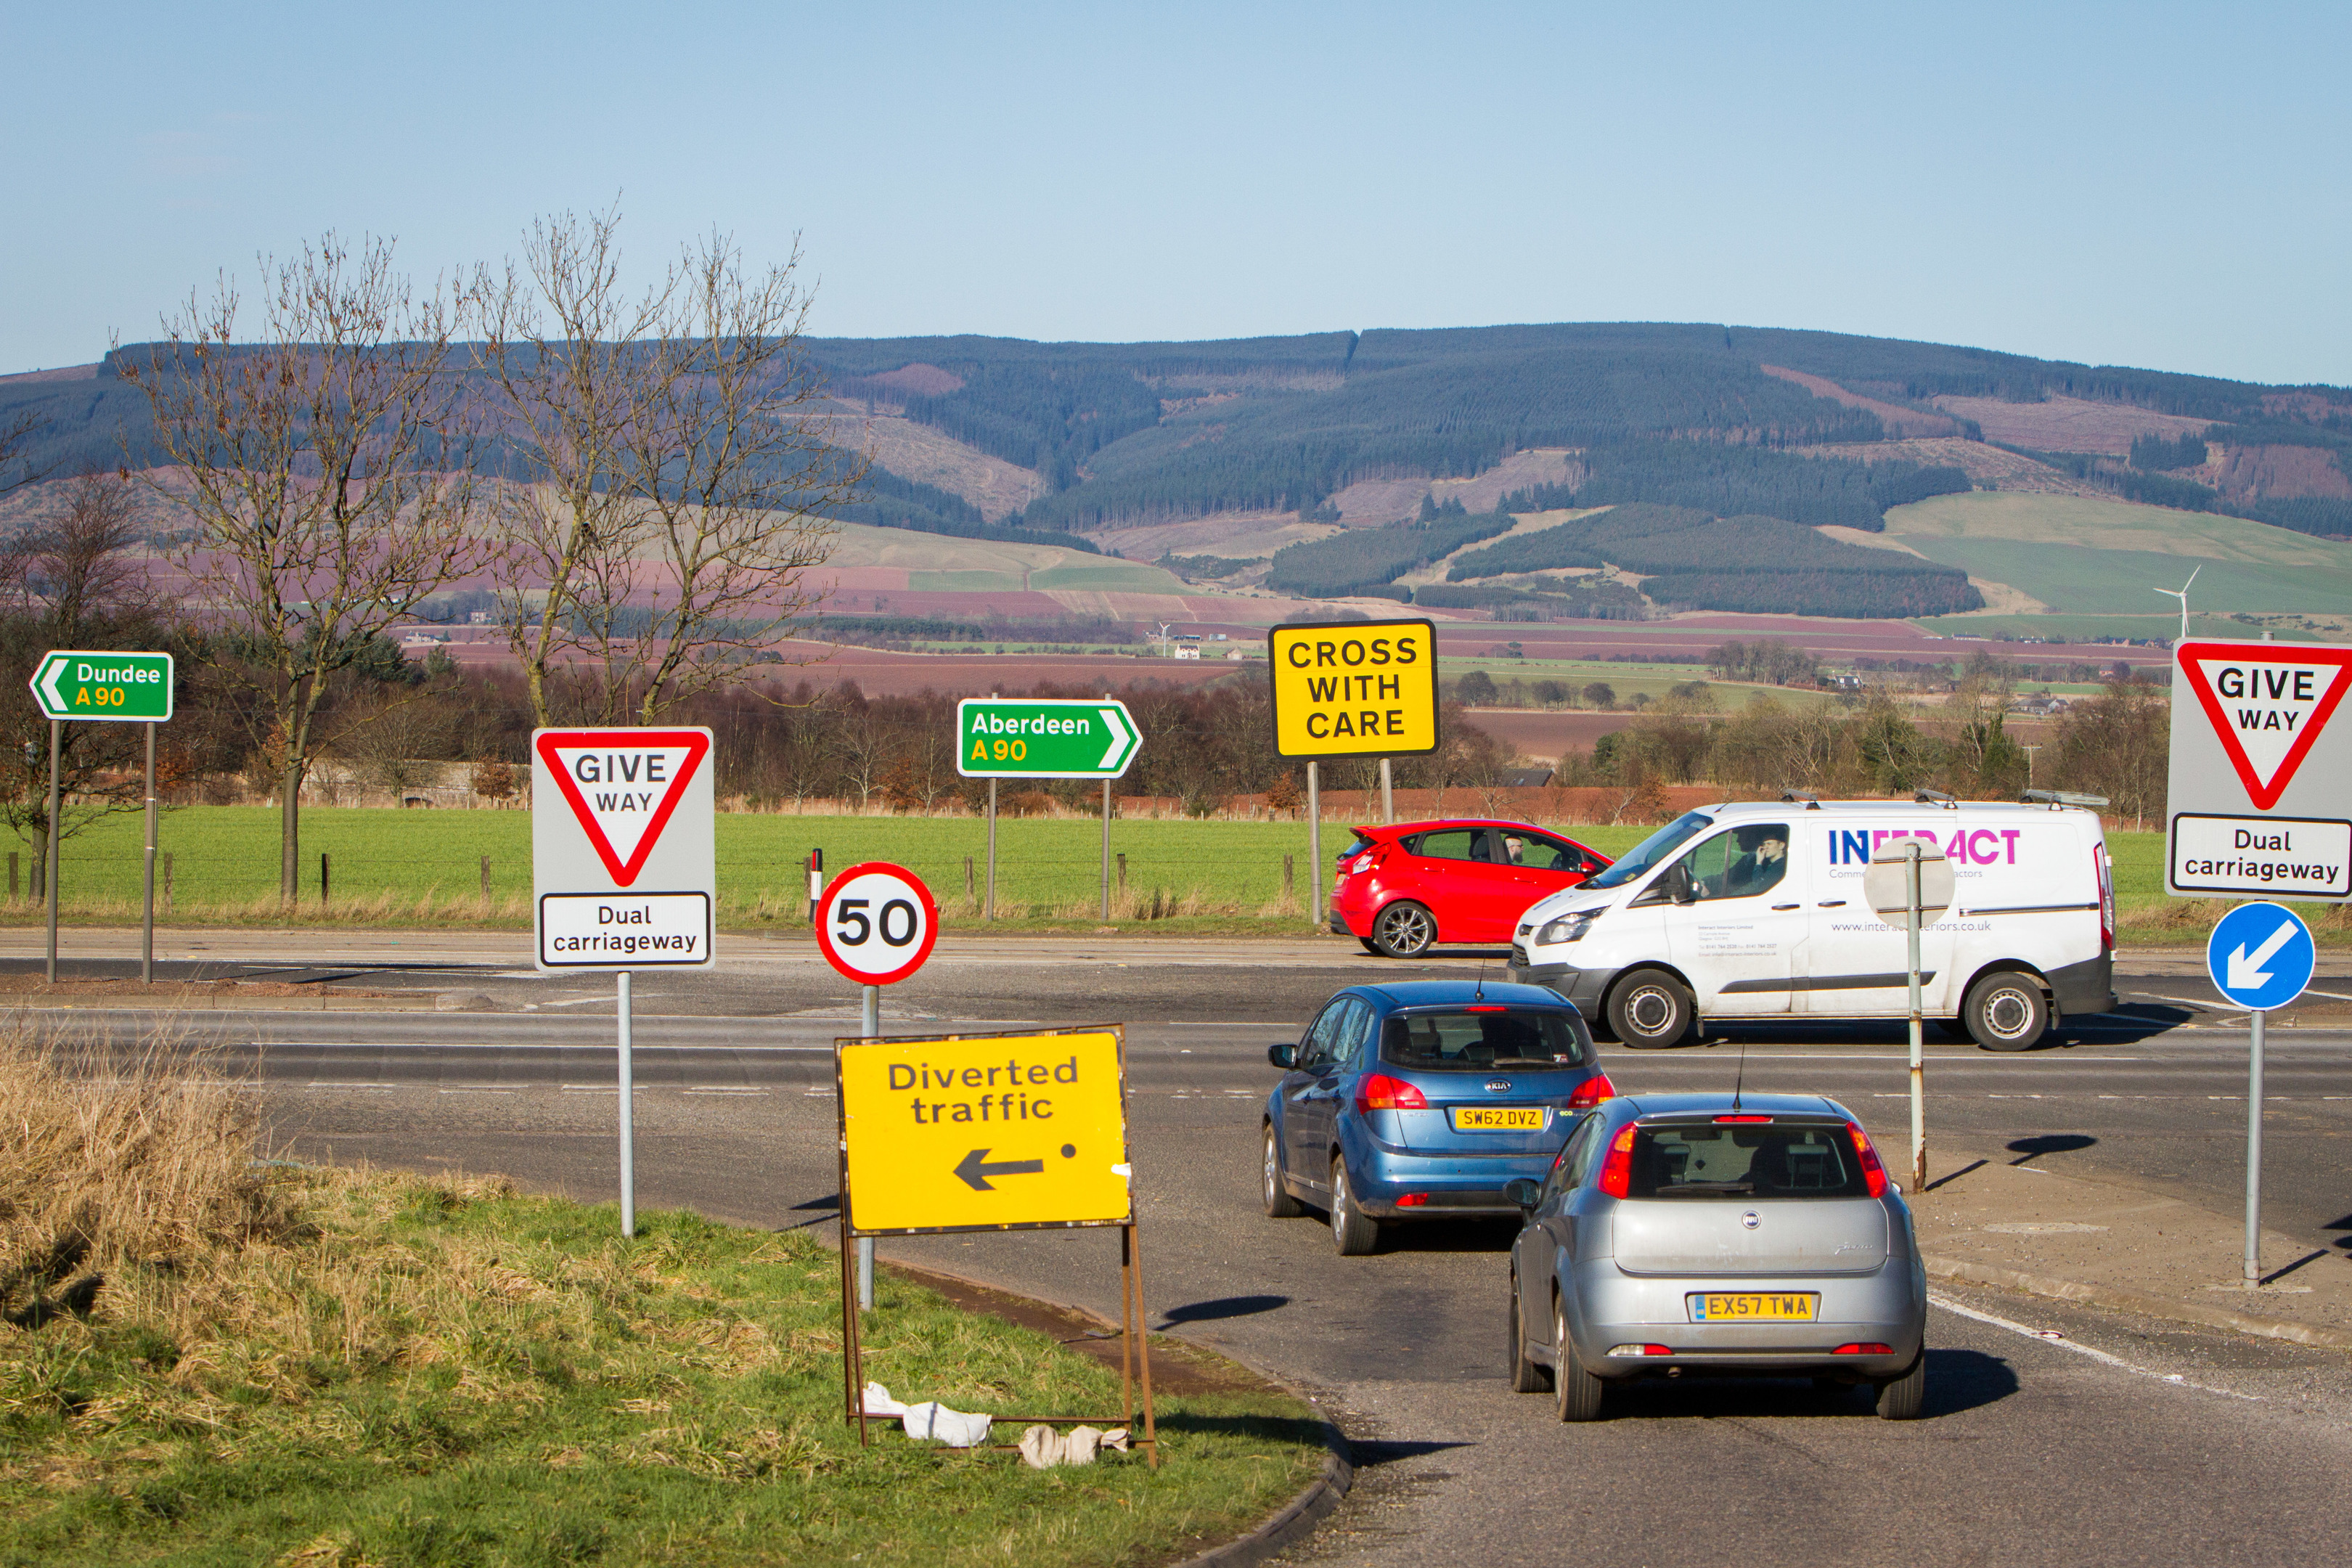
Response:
[30, 650, 175, 722]
[957, 697, 1140, 778]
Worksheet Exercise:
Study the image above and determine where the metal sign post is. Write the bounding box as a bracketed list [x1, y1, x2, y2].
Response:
[956, 697, 1140, 924]
[835, 1025, 1155, 1466]
[28, 650, 176, 984]
[1265, 618, 1440, 936]
[2205, 901, 2315, 1284]
[531, 727, 718, 1236]
[1865, 839, 1954, 1191]
[816, 862, 942, 1314]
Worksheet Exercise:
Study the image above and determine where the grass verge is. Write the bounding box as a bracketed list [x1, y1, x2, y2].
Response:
[0, 1039, 1323, 1567]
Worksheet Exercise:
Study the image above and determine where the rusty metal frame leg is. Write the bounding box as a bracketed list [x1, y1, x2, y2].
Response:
[839, 1140, 869, 1447]
[1124, 1222, 1159, 1469]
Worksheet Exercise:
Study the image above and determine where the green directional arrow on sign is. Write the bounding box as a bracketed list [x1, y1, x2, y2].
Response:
[956, 697, 1140, 778]
[30, 650, 175, 722]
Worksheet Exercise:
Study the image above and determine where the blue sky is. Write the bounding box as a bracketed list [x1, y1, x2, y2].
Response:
[5, 2, 2346, 385]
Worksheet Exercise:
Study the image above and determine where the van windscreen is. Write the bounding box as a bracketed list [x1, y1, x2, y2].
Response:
[1585, 812, 1713, 889]
[1382, 1010, 1588, 1070]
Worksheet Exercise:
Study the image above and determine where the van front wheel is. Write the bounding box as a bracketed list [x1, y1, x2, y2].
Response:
[1608, 969, 1694, 1048]
[1964, 971, 2050, 1051]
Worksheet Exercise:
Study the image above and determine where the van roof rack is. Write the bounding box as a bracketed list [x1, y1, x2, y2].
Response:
[1914, 789, 1956, 805]
[2022, 789, 2110, 808]
[1780, 789, 1820, 808]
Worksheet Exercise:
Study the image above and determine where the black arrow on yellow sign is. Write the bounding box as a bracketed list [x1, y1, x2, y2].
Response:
[954, 1148, 1046, 1191]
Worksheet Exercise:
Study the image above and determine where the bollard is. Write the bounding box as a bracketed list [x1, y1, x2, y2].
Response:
[1283, 854, 1294, 900]
[162, 852, 173, 914]
[1117, 852, 1127, 890]
[964, 855, 974, 898]
[7, 852, 15, 901]
[320, 852, 330, 907]
[481, 855, 492, 904]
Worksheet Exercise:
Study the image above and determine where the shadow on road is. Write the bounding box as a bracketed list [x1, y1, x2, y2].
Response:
[1159, 1294, 1291, 1327]
[1585, 1347, 2019, 1421]
[2007, 1134, 2097, 1164]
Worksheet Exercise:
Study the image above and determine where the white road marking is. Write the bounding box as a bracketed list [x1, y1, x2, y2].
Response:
[1930, 1292, 2258, 1400]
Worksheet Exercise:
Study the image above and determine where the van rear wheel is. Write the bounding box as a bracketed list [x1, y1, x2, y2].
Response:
[1607, 968, 1694, 1048]
[1964, 971, 2050, 1051]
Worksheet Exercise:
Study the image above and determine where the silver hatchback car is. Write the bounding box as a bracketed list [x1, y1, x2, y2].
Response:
[1504, 1091, 1927, 1421]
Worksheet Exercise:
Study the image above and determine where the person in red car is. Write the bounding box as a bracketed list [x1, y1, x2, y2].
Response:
[1329, 819, 1612, 957]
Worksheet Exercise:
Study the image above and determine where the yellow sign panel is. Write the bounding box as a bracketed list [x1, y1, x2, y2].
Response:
[838, 1028, 1130, 1234]
[1267, 617, 1440, 759]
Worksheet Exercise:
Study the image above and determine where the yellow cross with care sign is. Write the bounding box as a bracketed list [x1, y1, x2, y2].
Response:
[1266, 617, 1440, 759]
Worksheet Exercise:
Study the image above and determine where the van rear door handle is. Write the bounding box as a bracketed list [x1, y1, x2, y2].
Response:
[1817, 899, 1846, 907]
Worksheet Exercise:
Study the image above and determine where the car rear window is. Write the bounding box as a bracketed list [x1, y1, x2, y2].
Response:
[1381, 1009, 1588, 1069]
[1630, 1123, 1868, 1199]
[1339, 832, 1379, 862]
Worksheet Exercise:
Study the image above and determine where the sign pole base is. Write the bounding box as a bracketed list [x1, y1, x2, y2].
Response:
[44, 717, 59, 984]
[1307, 761, 1321, 932]
[618, 970, 634, 1238]
[2245, 1007, 2266, 1283]
[141, 722, 157, 987]
[986, 779, 998, 920]
[859, 982, 878, 1310]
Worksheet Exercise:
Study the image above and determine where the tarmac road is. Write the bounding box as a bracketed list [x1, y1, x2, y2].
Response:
[17, 931, 2352, 1564]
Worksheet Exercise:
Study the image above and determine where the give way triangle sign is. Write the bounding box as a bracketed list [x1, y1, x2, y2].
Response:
[534, 729, 712, 886]
[2174, 641, 2352, 810]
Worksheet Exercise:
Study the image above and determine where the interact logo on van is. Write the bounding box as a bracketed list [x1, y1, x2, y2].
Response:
[1825, 828, 2022, 867]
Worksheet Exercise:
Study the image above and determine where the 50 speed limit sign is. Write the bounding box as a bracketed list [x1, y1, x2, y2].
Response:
[815, 862, 939, 987]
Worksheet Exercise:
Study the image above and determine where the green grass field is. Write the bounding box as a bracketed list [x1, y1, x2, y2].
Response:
[15, 808, 2322, 943]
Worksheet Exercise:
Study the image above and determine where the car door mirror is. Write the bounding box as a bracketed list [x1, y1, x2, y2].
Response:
[1268, 1042, 1297, 1069]
[1503, 1177, 1541, 1212]
[1665, 862, 1697, 904]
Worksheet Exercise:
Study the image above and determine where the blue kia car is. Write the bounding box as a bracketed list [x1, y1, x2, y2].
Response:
[1262, 980, 1615, 1255]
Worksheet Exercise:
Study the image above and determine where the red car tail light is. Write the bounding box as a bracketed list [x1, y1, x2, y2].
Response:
[1712, 1114, 1771, 1123]
[1834, 1343, 1893, 1355]
[1608, 1344, 1674, 1357]
[1464, 1004, 1506, 1013]
[2095, 846, 2115, 952]
[1568, 1072, 1617, 1109]
[1395, 1193, 1429, 1207]
[1355, 1074, 1429, 1114]
[1847, 1119, 1890, 1197]
[1596, 1123, 1638, 1196]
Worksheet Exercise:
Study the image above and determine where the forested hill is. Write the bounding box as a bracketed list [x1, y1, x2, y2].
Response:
[799, 322, 2352, 541]
[7, 322, 2349, 552]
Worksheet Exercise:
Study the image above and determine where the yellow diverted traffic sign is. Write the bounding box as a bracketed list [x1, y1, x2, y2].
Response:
[1267, 617, 1440, 759]
[837, 1028, 1130, 1235]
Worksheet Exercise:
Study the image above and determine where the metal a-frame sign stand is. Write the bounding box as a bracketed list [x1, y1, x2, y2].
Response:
[833, 1024, 1157, 1466]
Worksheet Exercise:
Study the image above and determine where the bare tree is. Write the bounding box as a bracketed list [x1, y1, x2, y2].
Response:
[118, 234, 484, 902]
[476, 209, 858, 727]
[0, 407, 55, 504]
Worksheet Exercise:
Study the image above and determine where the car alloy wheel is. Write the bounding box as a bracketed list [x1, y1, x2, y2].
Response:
[1371, 901, 1436, 959]
[1329, 1157, 1380, 1255]
[1263, 1124, 1302, 1217]
[1553, 1296, 1604, 1421]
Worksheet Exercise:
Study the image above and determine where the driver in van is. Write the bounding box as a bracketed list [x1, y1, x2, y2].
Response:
[1723, 828, 1789, 898]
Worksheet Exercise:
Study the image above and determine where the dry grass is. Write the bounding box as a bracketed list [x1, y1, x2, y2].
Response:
[0, 1030, 1323, 1566]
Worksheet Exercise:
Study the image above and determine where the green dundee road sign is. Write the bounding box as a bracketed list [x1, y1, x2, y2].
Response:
[957, 697, 1140, 778]
[30, 650, 175, 722]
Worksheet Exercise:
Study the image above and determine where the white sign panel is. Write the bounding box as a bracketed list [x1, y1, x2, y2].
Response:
[533, 727, 716, 969]
[2168, 640, 2352, 902]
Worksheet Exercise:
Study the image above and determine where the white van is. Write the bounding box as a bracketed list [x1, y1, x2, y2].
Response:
[1507, 798, 2116, 1051]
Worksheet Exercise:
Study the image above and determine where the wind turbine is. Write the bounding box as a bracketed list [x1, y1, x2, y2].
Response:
[2155, 565, 2199, 643]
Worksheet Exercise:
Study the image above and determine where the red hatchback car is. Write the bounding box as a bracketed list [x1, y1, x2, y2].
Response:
[1330, 819, 1612, 957]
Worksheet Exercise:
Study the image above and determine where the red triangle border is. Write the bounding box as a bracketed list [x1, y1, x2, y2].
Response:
[2174, 641, 2352, 812]
[534, 729, 711, 887]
